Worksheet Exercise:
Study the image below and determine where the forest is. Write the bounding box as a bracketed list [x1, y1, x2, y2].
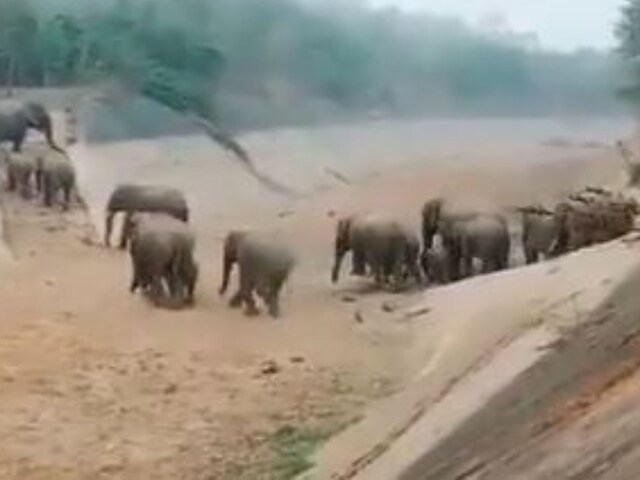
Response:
[0, 0, 628, 130]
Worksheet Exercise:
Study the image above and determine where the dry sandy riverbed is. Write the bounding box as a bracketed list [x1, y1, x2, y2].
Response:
[0, 111, 635, 479]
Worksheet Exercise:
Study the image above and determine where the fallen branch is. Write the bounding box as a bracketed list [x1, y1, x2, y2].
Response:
[324, 167, 351, 185]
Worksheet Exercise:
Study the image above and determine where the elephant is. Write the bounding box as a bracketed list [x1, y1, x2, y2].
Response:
[332, 214, 420, 289]
[39, 152, 75, 210]
[104, 184, 189, 249]
[0, 102, 64, 153]
[129, 213, 198, 306]
[420, 241, 451, 285]
[393, 227, 423, 286]
[6, 151, 36, 199]
[518, 206, 558, 264]
[219, 230, 295, 318]
[551, 194, 637, 255]
[422, 199, 510, 280]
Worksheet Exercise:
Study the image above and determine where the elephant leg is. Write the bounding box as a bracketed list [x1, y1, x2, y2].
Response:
[130, 258, 141, 293]
[389, 252, 405, 291]
[460, 240, 473, 278]
[7, 169, 15, 191]
[148, 274, 165, 305]
[524, 247, 537, 265]
[119, 212, 133, 250]
[373, 263, 385, 288]
[229, 290, 243, 308]
[480, 257, 495, 274]
[240, 272, 259, 317]
[35, 169, 42, 193]
[43, 178, 54, 207]
[63, 186, 71, 211]
[352, 249, 366, 276]
[265, 275, 286, 318]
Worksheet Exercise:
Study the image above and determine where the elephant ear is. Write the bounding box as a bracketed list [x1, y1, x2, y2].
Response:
[23, 103, 47, 129]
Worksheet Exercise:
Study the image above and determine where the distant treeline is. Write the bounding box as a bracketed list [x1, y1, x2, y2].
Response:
[0, 0, 624, 130]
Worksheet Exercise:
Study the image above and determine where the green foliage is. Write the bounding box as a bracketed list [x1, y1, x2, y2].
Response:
[617, 0, 640, 102]
[269, 424, 328, 479]
[0, 0, 622, 127]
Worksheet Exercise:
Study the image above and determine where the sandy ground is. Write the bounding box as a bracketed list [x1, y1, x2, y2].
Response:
[0, 108, 636, 479]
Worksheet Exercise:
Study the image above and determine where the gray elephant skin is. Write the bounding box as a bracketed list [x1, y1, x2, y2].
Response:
[332, 214, 422, 289]
[129, 213, 198, 306]
[420, 242, 451, 285]
[40, 153, 75, 209]
[219, 230, 295, 318]
[5, 151, 36, 199]
[422, 199, 510, 280]
[105, 184, 189, 249]
[0, 102, 64, 153]
[518, 207, 557, 264]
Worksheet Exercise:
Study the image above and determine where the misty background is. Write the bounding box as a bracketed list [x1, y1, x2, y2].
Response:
[0, 0, 632, 135]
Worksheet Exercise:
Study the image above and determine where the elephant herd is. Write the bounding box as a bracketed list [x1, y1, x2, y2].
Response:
[108, 181, 638, 318]
[331, 203, 510, 290]
[0, 102, 75, 210]
[2, 144, 76, 210]
[105, 184, 295, 317]
[1, 101, 635, 318]
[331, 186, 639, 292]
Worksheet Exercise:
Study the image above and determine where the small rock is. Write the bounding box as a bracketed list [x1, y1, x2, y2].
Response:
[547, 266, 561, 275]
[327, 210, 336, 218]
[381, 302, 397, 313]
[260, 360, 281, 376]
[290, 356, 305, 364]
[278, 210, 294, 218]
[354, 311, 365, 324]
[341, 295, 357, 303]
[44, 278, 55, 287]
[404, 307, 431, 319]
[80, 236, 95, 247]
[99, 463, 124, 475]
[163, 383, 178, 395]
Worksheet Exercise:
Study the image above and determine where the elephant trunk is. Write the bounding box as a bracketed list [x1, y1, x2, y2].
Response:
[219, 254, 234, 295]
[331, 250, 346, 284]
[105, 211, 115, 247]
[41, 114, 65, 153]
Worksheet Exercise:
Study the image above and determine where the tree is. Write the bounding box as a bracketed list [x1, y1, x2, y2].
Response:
[617, 0, 640, 101]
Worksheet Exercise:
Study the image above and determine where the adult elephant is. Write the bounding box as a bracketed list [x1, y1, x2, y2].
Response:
[104, 184, 189, 249]
[518, 206, 558, 264]
[219, 230, 295, 318]
[129, 213, 198, 306]
[332, 214, 421, 289]
[0, 102, 64, 153]
[422, 199, 510, 280]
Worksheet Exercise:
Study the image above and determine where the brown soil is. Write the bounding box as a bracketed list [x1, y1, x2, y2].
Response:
[0, 114, 632, 479]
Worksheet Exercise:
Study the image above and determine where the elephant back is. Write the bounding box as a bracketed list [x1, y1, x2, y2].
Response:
[108, 184, 188, 220]
[130, 213, 195, 261]
[7, 151, 35, 170]
[239, 232, 295, 275]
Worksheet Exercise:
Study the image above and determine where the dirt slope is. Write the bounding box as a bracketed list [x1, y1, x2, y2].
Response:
[0, 106, 634, 479]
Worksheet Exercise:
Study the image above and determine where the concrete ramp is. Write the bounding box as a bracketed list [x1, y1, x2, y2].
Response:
[299, 239, 640, 479]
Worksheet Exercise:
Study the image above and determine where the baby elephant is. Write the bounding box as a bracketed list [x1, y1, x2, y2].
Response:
[219, 230, 295, 318]
[39, 152, 76, 210]
[129, 213, 198, 307]
[6, 151, 36, 199]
